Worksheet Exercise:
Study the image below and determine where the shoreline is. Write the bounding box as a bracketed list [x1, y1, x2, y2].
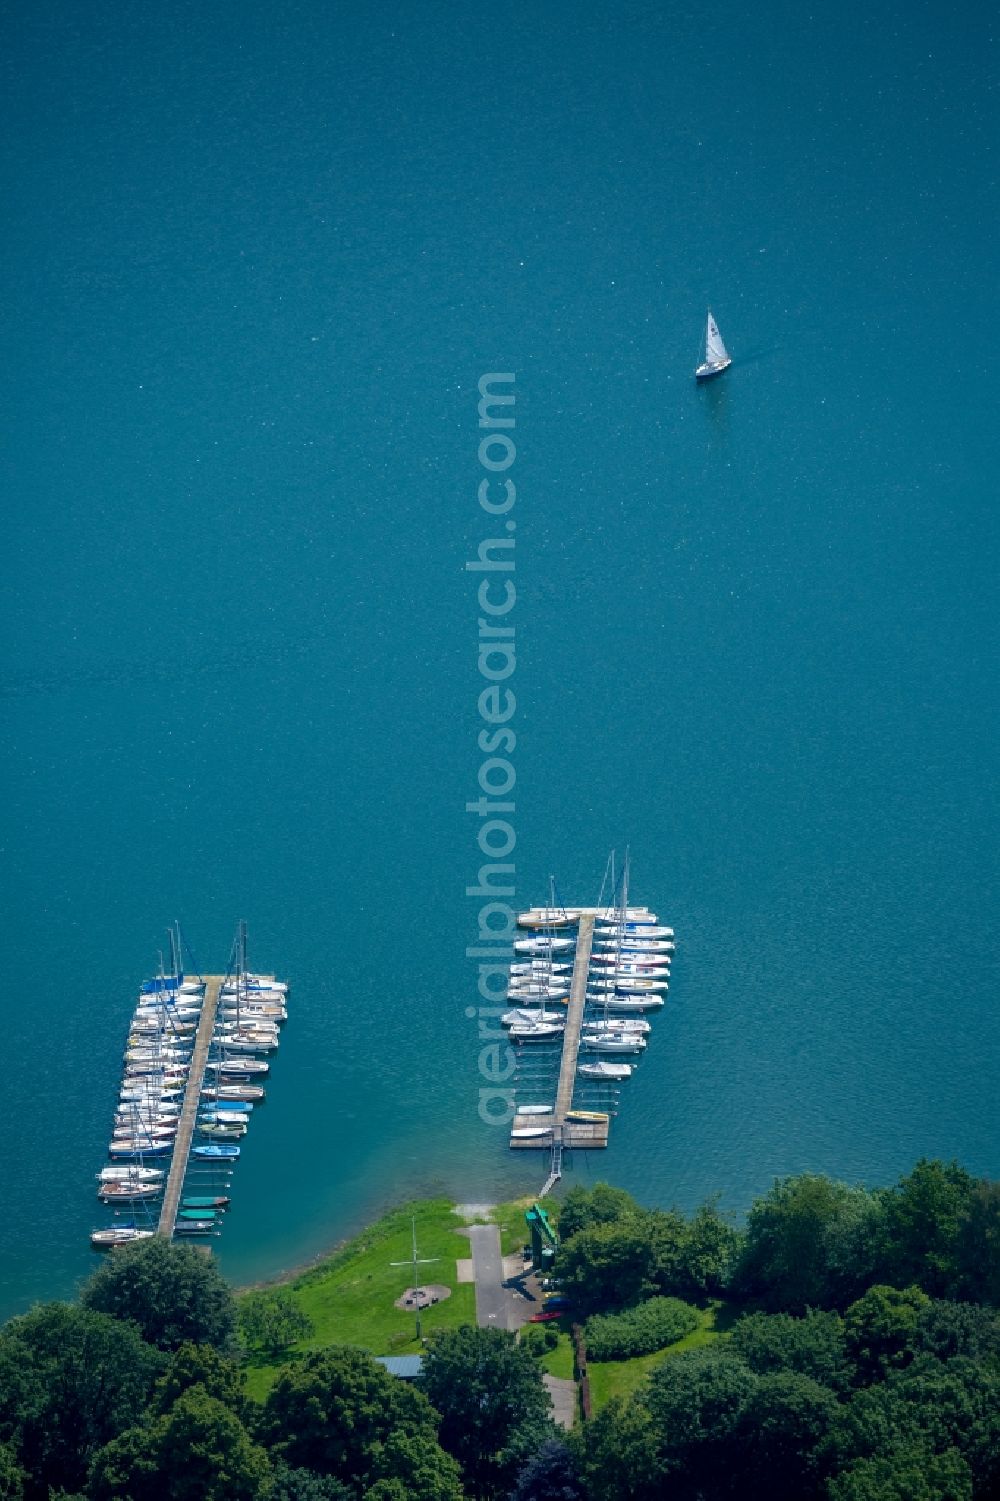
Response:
[233, 1196, 507, 1295]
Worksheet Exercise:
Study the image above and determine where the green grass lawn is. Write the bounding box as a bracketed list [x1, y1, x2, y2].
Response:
[586, 1302, 731, 1412]
[485, 1196, 541, 1258]
[240, 1199, 478, 1401]
[539, 1330, 575, 1381]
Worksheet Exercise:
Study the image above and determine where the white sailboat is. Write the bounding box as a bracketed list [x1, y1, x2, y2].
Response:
[695, 310, 732, 381]
[502, 1007, 565, 1026]
[578, 1060, 633, 1080]
[514, 936, 575, 955]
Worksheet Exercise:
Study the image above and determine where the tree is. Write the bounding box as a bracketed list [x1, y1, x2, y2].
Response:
[844, 1286, 930, 1382]
[913, 1300, 1000, 1362]
[734, 1370, 840, 1499]
[151, 1341, 248, 1417]
[672, 1201, 741, 1298]
[579, 1398, 662, 1501]
[827, 1444, 972, 1501]
[827, 1355, 1000, 1477]
[261, 1346, 440, 1487]
[0, 1302, 162, 1500]
[0, 1443, 25, 1501]
[881, 1160, 976, 1297]
[557, 1185, 637, 1241]
[510, 1438, 585, 1501]
[267, 1464, 352, 1501]
[734, 1174, 883, 1311]
[366, 1430, 464, 1501]
[556, 1222, 660, 1314]
[89, 1387, 270, 1501]
[641, 1345, 758, 1497]
[418, 1326, 552, 1498]
[954, 1178, 1000, 1306]
[238, 1290, 313, 1359]
[266, 1467, 353, 1501]
[81, 1237, 238, 1352]
[730, 1309, 852, 1393]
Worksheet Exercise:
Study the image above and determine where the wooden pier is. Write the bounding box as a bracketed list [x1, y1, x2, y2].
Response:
[554, 914, 595, 1123]
[510, 912, 609, 1157]
[157, 975, 223, 1238]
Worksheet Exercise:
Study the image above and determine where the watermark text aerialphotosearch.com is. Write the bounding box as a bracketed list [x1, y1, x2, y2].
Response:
[466, 373, 517, 1126]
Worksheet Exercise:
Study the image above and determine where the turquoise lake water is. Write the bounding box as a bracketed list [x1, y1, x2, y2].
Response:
[1, 0, 997, 1318]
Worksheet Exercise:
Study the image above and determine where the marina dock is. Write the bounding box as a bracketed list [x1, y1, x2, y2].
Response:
[92, 925, 289, 1252]
[553, 914, 595, 1123]
[509, 910, 612, 1154]
[505, 878, 672, 1189]
[157, 975, 223, 1237]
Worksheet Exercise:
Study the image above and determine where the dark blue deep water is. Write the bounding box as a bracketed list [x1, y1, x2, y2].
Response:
[1, 0, 997, 1317]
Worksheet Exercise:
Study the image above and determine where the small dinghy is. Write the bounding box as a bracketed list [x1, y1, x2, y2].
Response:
[516, 1104, 553, 1115]
[695, 309, 732, 381]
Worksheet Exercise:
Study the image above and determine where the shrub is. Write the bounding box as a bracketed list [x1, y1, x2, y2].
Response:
[584, 1296, 699, 1361]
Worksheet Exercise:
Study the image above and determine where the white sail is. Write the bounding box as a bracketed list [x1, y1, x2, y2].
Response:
[705, 312, 729, 365]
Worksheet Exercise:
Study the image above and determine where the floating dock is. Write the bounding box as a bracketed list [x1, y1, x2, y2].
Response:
[505, 891, 672, 1192]
[157, 976, 222, 1237]
[508, 913, 609, 1151]
[92, 929, 288, 1251]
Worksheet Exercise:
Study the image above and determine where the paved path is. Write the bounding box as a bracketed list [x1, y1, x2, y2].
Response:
[468, 1223, 507, 1330]
[544, 1374, 577, 1430]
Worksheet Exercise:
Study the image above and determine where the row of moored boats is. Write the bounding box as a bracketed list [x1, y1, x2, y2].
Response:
[91, 929, 288, 1247]
[506, 886, 673, 1138]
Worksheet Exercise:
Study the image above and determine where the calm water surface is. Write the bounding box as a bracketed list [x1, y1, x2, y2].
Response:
[1, 0, 997, 1317]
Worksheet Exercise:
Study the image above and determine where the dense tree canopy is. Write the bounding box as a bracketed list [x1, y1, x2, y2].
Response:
[510, 1438, 586, 1501]
[734, 1174, 885, 1311]
[150, 1340, 249, 1417]
[880, 1160, 978, 1298]
[554, 1187, 738, 1312]
[3, 1157, 1000, 1501]
[843, 1284, 930, 1381]
[81, 1238, 238, 1352]
[88, 1387, 270, 1501]
[730, 1309, 852, 1393]
[261, 1346, 444, 1491]
[0, 1303, 163, 1500]
[418, 1326, 552, 1498]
